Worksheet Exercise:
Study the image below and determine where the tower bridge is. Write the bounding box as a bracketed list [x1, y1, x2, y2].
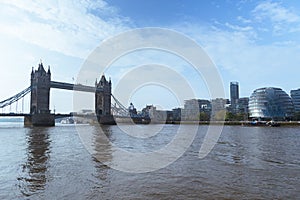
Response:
[0, 62, 127, 126]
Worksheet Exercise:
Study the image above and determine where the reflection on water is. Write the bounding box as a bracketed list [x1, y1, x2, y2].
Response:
[17, 127, 51, 196]
[92, 125, 113, 165]
[0, 124, 299, 199]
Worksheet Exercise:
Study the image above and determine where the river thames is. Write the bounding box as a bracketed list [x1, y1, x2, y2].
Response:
[0, 122, 299, 199]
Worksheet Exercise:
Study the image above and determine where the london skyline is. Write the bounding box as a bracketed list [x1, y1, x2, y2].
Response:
[1, 1, 300, 112]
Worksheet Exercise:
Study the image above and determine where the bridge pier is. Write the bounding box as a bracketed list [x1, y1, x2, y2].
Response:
[97, 115, 116, 125]
[24, 114, 55, 126]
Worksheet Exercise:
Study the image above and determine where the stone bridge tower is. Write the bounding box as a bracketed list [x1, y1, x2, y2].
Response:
[25, 63, 54, 126]
[95, 75, 116, 125]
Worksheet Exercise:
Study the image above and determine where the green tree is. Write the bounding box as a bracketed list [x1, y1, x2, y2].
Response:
[199, 112, 210, 121]
[225, 112, 235, 121]
[293, 112, 300, 121]
[225, 112, 248, 121]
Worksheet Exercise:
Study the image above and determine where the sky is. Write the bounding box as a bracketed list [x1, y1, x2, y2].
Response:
[1, 0, 300, 113]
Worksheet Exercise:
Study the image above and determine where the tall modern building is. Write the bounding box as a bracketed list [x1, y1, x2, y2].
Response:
[249, 87, 294, 120]
[230, 82, 239, 112]
[291, 89, 300, 112]
[237, 97, 249, 113]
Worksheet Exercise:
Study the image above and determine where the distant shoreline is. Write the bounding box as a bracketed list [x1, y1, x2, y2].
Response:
[1, 117, 300, 127]
[113, 119, 300, 126]
[169, 121, 300, 126]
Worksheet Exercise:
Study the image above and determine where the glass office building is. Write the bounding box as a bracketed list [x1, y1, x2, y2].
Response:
[230, 82, 239, 111]
[249, 87, 294, 120]
[291, 89, 300, 112]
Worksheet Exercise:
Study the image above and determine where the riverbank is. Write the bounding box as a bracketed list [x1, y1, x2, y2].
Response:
[165, 120, 300, 126]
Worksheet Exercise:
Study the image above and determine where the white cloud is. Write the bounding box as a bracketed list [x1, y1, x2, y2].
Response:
[172, 22, 300, 97]
[252, 1, 300, 34]
[237, 16, 252, 24]
[225, 22, 253, 32]
[253, 1, 299, 23]
[0, 0, 132, 58]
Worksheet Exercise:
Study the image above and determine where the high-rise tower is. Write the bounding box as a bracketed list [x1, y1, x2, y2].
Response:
[230, 81, 239, 112]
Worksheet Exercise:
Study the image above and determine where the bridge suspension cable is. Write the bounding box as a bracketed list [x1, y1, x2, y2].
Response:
[111, 94, 130, 117]
[0, 86, 31, 109]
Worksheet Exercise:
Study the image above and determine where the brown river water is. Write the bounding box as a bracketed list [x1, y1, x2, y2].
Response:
[0, 122, 299, 199]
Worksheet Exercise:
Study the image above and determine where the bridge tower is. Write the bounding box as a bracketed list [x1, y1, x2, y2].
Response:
[24, 63, 54, 126]
[95, 75, 116, 125]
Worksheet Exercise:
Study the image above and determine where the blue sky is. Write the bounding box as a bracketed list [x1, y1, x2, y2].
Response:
[1, 0, 300, 112]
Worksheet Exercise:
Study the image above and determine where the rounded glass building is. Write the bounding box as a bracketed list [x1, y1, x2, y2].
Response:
[249, 87, 294, 120]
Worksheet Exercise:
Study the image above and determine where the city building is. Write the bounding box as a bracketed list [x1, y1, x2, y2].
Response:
[172, 108, 182, 121]
[183, 99, 211, 120]
[291, 89, 300, 113]
[249, 87, 294, 120]
[237, 97, 249, 114]
[230, 81, 239, 112]
[211, 98, 229, 120]
[198, 99, 212, 113]
[183, 99, 211, 113]
[143, 105, 173, 122]
[211, 98, 229, 111]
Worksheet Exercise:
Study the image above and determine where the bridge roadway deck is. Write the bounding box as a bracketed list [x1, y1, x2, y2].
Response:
[0, 113, 30, 117]
[0, 113, 74, 119]
[50, 81, 103, 93]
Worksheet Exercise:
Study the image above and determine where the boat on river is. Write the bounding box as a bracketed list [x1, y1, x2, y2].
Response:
[266, 120, 280, 127]
[242, 120, 280, 127]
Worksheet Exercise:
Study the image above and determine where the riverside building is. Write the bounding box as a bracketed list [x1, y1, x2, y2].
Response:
[249, 87, 294, 120]
[291, 89, 300, 113]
